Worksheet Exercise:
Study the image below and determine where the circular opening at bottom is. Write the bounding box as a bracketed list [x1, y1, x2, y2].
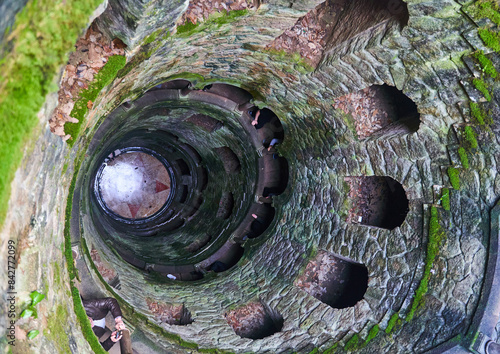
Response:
[97, 150, 172, 219]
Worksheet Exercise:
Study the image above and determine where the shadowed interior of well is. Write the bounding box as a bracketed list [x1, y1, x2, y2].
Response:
[2, 0, 500, 353]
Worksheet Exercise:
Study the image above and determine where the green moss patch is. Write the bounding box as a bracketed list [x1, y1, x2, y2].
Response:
[478, 28, 500, 52]
[142, 29, 163, 45]
[0, 0, 103, 227]
[62, 162, 69, 176]
[472, 78, 492, 101]
[463, 126, 479, 149]
[175, 10, 249, 38]
[177, 19, 199, 35]
[473, 50, 498, 78]
[447, 167, 461, 190]
[473, 0, 500, 26]
[44, 305, 71, 353]
[441, 188, 450, 211]
[116, 50, 150, 79]
[366, 324, 379, 342]
[323, 343, 339, 354]
[406, 207, 445, 321]
[457, 147, 469, 169]
[344, 333, 360, 351]
[470, 102, 487, 125]
[385, 312, 401, 334]
[265, 48, 315, 73]
[65, 55, 126, 146]
[331, 325, 380, 352]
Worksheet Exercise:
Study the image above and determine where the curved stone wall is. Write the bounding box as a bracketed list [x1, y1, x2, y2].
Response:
[2, 0, 500, 353]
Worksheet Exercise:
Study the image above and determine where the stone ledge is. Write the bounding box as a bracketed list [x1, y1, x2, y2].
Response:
[465, 200, 500, 353]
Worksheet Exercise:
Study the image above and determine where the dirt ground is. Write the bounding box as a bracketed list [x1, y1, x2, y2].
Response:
[267, 0, 407, 67]
[225, 302, 268, 337]
[295, 251, 339, 301]
[178, 0, 256, 26]
[267, 0, 347, 67]
[146, 299, 186, 325]
[49, 24, 125, 140]
[334, 85, 395, 140]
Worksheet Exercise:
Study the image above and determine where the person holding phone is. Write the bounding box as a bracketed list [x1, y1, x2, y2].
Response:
[83, 297, 126, 351]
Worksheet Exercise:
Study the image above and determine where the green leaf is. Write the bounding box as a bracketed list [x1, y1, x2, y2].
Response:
[27, 330, 39, 340]
[20, 308, 34, 318]
[21, 305, 38, 319]
[30, 291, 45, 306]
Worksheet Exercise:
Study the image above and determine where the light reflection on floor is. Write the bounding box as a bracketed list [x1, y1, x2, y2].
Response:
[99, 152, 171, 219]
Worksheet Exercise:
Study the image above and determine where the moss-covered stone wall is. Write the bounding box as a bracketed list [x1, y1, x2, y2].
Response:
[2, 0, 500, 353]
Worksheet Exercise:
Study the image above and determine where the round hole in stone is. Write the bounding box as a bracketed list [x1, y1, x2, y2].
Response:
[214, 146, 241, 174]
[97, 150, 172, 219]
[334, 84, 420, 140]
[216, 192, 234, 220]
[225, 302, 284, 339]
[345, 175, 409, 230]
[175, 158, 191, 175]
[207, 243, 245, 272]
[379, 83, 420, 133]
[296, 251, 368, 309]
[146, 299, 194, 326]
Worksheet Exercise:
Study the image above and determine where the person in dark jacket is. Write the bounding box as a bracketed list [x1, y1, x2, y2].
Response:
[83, 297, 126, 351]
[249, 108, 276, 129]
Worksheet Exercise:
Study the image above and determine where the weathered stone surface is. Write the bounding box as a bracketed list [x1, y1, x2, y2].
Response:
[3, 0, 500, 353]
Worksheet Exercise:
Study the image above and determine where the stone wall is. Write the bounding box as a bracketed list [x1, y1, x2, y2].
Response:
[0, 94, 93, 352]
[2, 0, 500, 353]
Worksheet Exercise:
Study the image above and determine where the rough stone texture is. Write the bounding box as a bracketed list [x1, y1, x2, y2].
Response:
[295, 250, 368, 309]
[146, 299, 193, 325]
[3, 0, 500, 353]
[90, 247, 119, 287]
[225, 301, 282, 339]
[49, 25, 126, 139]
[94, 0, 188, 48]
[0, 94, 93, 352]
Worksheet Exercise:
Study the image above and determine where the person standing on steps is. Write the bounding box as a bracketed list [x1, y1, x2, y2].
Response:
[83, 297, 126, 351]
[249, 108, 275, 129]
[249, 108, 284, 150]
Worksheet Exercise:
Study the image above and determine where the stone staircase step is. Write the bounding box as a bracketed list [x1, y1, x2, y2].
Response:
[462, 55, 481, 78]
[440, 165, 462, 189]
[398, 205, 431, 315]
[447, 144, 464, 168]
[447, 124, 460, 145]
[456, 100, 473, 124]
[461, 28, 492, 54]
[460, 78, 488, 104]
[432, 185, 446, 206]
